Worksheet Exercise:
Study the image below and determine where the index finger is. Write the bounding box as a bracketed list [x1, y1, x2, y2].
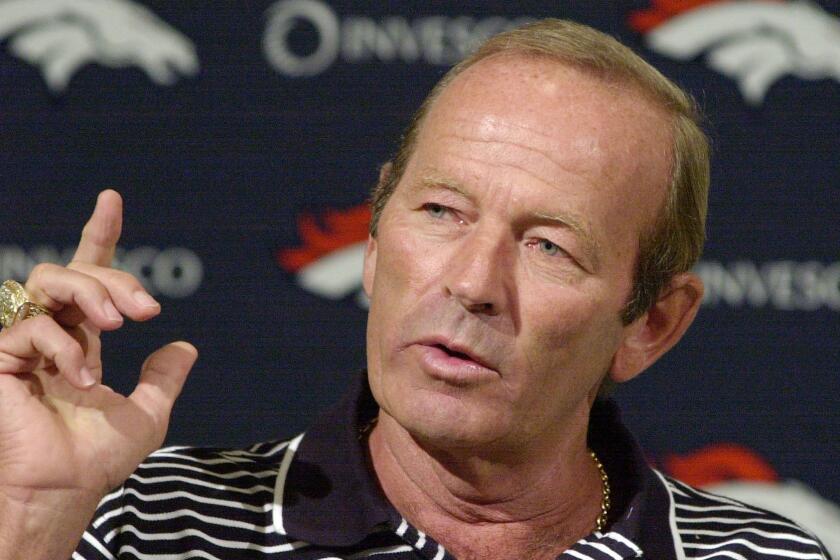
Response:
[72, 190, 123, 267]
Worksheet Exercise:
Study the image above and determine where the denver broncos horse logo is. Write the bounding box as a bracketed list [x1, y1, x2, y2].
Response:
[0, 0, 198, 92]
[277, 204, 371, 306]
[630, 0, 840, 105]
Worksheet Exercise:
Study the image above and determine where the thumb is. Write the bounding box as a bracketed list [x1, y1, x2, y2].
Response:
[129, 341, 198, 436]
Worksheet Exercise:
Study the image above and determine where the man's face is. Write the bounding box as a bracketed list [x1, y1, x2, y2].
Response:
[363, 55, 673, 455]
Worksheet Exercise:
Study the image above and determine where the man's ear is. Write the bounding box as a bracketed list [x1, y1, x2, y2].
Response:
[610, 272, 704, 383]
[362, 234, 377, 297]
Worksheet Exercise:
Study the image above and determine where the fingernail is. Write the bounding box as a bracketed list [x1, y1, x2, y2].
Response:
[133, 291, 159, 308]
[79, 366, 97, 388]
[103, 300, 122, 322]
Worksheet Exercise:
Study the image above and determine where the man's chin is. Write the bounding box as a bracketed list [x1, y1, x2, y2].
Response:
[384, 394, 509, 451]
[370, 363, 513, 445]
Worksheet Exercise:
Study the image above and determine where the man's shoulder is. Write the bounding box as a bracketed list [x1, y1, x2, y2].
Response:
[143, 438, 296, 469]
[655, 472, 831, 559]
[76, 438, 302, 557]
[105, 437, 296, 511]
[116, 437, 295, 499]
[94, 440, 290, 526]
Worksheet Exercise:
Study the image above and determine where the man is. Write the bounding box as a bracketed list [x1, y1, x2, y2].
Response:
[0, 19, 829, 560]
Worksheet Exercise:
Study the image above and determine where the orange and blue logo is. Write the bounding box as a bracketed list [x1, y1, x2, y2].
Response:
[277, 204, 371, 306]
[630, 0, 840, 105]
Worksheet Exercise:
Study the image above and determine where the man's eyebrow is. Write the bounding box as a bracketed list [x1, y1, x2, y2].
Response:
[413, 173, 601, 269]
[413, 174, 475, 202]
[532, 210, 601, 270]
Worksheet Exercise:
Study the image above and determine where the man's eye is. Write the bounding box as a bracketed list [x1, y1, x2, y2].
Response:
[424, 203, 448, 219]
[538, 239, 564, 256]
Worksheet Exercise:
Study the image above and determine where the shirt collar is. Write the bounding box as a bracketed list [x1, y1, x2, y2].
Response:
[273, 371, 676, 558]
[587, 398, 676, 559]
[273, 370, 396, 546]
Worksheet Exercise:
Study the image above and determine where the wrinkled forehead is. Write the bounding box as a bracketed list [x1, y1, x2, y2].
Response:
[411, 54, 674, 222]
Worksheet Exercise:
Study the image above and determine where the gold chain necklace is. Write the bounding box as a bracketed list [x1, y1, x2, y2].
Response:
[590, 449, 611, 532]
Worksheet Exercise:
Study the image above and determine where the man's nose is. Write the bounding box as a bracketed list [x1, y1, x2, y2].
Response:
[443, 228, 511, 315]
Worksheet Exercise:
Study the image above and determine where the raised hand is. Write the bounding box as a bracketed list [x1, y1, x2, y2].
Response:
[0, 190, 197, 559]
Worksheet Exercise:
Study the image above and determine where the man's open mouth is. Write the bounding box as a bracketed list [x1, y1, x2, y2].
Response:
[433, 343, 476, 362]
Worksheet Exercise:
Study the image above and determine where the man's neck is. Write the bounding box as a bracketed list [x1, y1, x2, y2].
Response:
[367, 412, 605, 560]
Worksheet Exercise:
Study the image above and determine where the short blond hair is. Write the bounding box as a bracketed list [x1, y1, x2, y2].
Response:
[370, 19, 709, 324]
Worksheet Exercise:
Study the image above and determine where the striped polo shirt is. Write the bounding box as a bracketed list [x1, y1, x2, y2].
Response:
[73, 372, 831, 559]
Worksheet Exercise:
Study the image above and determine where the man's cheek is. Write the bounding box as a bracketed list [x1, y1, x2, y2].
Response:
[519, 320, 592, 385]
[385, 247, 447, 301]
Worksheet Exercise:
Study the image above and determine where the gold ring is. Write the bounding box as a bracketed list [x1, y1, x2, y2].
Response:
[0, 280, 52, 329]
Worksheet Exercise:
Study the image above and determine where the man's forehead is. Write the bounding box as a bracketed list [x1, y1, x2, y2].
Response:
[422, 55, 672, 202]
[430, 58, 667, 155]
[397, 53, 674, 258]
